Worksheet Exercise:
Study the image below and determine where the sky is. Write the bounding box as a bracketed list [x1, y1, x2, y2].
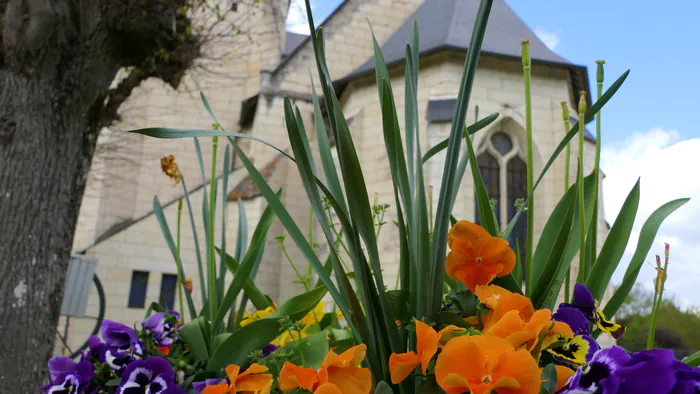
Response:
[285, 1, 700, 306]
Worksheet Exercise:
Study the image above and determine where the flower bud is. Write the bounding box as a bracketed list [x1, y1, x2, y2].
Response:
[560, 101, 570, 122]
[578, 91, 588, 114]
[596, 60, 606, 84]
[521, 40, 531, 67]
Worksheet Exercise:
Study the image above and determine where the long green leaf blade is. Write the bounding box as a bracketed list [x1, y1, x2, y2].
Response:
[603, 198, 689, 318]
[586, 179, 640, 301]
[430, 0, 494, 316]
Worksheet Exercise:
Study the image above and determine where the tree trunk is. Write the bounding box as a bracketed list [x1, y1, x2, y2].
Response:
[0, 69, 105, 389]
[0, 0, 200, 388]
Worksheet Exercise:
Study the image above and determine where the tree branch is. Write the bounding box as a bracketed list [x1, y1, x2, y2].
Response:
[99, 68, 150, 128]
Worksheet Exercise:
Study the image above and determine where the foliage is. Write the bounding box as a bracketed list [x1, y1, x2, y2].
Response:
[617, 285, 700, 357]
[122, 0, 696, 392]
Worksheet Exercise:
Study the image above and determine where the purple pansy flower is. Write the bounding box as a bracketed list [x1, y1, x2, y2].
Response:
[560, 284, 626, 340]
[41, 356, 93, 394]
[117, 357, 184, 394]
[549, 306, 600, 365]
[560, 347, 700, 394]
[142, 311, 180, 347]
[261, 343, 278, 359]
[192, 379, 224, 394]
[90, 320, 145, 372]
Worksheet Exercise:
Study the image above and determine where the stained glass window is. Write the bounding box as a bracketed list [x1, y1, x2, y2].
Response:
[474, 132, 528, 281]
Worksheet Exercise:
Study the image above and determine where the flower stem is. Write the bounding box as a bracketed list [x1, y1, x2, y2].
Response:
[522, 40, 534, 296]
[591, 61, 605, 260]
[176, 198, 184, 320]
[648, 245, 670, 349]
[560, 102, 572, 303]
[576, 93, 587, 283]
[208, 136, 219, 323]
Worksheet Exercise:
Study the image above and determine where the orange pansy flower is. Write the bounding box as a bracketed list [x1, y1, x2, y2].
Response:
[474, 285, 535, 331]
[435, 335, 540, 394]
[314, 383, 343, 394]
[485, 309, 573, 352]
[318, 345, 372, 394]
[446, 221, 515, 292]
[389, 321, 439, 384]
[554, 365, 575, 392]
[437, 325, 467, 347]
[203, 364, 272, 394]
[279, 362, 318, 392]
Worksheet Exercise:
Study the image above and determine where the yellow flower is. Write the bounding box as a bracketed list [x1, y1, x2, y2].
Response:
[240, 307, 275, 327]
[272, 302, 325, 347]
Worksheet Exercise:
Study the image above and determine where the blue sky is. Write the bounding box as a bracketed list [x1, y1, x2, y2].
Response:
[287, 1, 700, 307]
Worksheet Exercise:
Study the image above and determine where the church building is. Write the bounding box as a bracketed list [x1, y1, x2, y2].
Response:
[55, 0, 607, 355]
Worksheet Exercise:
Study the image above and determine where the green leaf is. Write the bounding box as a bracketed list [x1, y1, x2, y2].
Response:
[153, 196, 197, 320]
[179, 317, 210, 362]
[375, 381, 395, 394]
[207, 286, 327, 371]
[539, 364, 558, 394]
[211, 191, 279, 332]
[386, 290, 410, 322]
[512, 241, 522, 285]
[437, 312, 472, 329]
[217, 145, 231, 305]
[235, 199, 248, 261]
[219, 249, 271, 310]
[533, 171, 598, 309]
[465, 130, 499, 236]
[281, 331, 330, 370]
[502, 70, 630, 241]
[603, 198, 689, 318]
[430, 0, 494, 317]
[422, 113, 499, 164]
[586, 179, 640, 301]
[180, 177, 208, 304]
[683, 350, 700, 367]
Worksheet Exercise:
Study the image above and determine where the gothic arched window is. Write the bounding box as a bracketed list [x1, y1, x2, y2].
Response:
[475, 131, 528, 273]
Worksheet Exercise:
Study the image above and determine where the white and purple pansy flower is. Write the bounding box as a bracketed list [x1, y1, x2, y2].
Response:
[117, 357, 184, 394]
[91, 320, 145, 372]
[560, 346, 700, 394]
[142, 311, 180, 347]
[41, 356, 93, 394]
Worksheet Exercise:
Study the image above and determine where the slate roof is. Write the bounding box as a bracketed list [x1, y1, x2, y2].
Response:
[283, 32, 307, 57]
[341, 0, 591, 109]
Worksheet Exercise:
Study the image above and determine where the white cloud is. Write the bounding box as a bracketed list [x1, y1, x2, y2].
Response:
[535, 28, 560, 50]
[602, 128, 700, 306]
[286, 0, 314, 35]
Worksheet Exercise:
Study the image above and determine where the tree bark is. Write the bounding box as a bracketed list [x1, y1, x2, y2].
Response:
[0, 0, 199, 389]
[0, 69, 112, 390]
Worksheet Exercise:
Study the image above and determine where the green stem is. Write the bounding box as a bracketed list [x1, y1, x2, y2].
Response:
[208, 136, 219, 324]
[561, 102, 572, 303]
[522, 41, 534, 296]
[281, 244, 310, 292]
[176, 198, 184, 321]
[577, 94, 587, 283]
[648, 249, 670, 349]
[591, 61, 605, 260]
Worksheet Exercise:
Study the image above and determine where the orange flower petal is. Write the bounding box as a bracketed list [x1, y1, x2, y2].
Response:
[203, 382, 231, 394]
[322, 344, 367, 369]
[239, 363, 269, 377]
[448, 220, 491, 249]
[435, 336, 487, 385]
[490, 349, 541, 394]
[388, 352, 421, 384]
[415, 320, 438, 374]
[438, 325, 466, 347]
[486, 310, 525, 339]
[226, 365, 241, 385]
[469, 335, 516, 372]
[479, 237, 516, 277]
[314, 383, 343, 394]
[453, 262, 504, 293]
[441, 373, 472, 394]
[325, 365, 372, 394]
[555, 365, 575, 391]
[279, 362, 318, 391]
[236, 374, 273, 393]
